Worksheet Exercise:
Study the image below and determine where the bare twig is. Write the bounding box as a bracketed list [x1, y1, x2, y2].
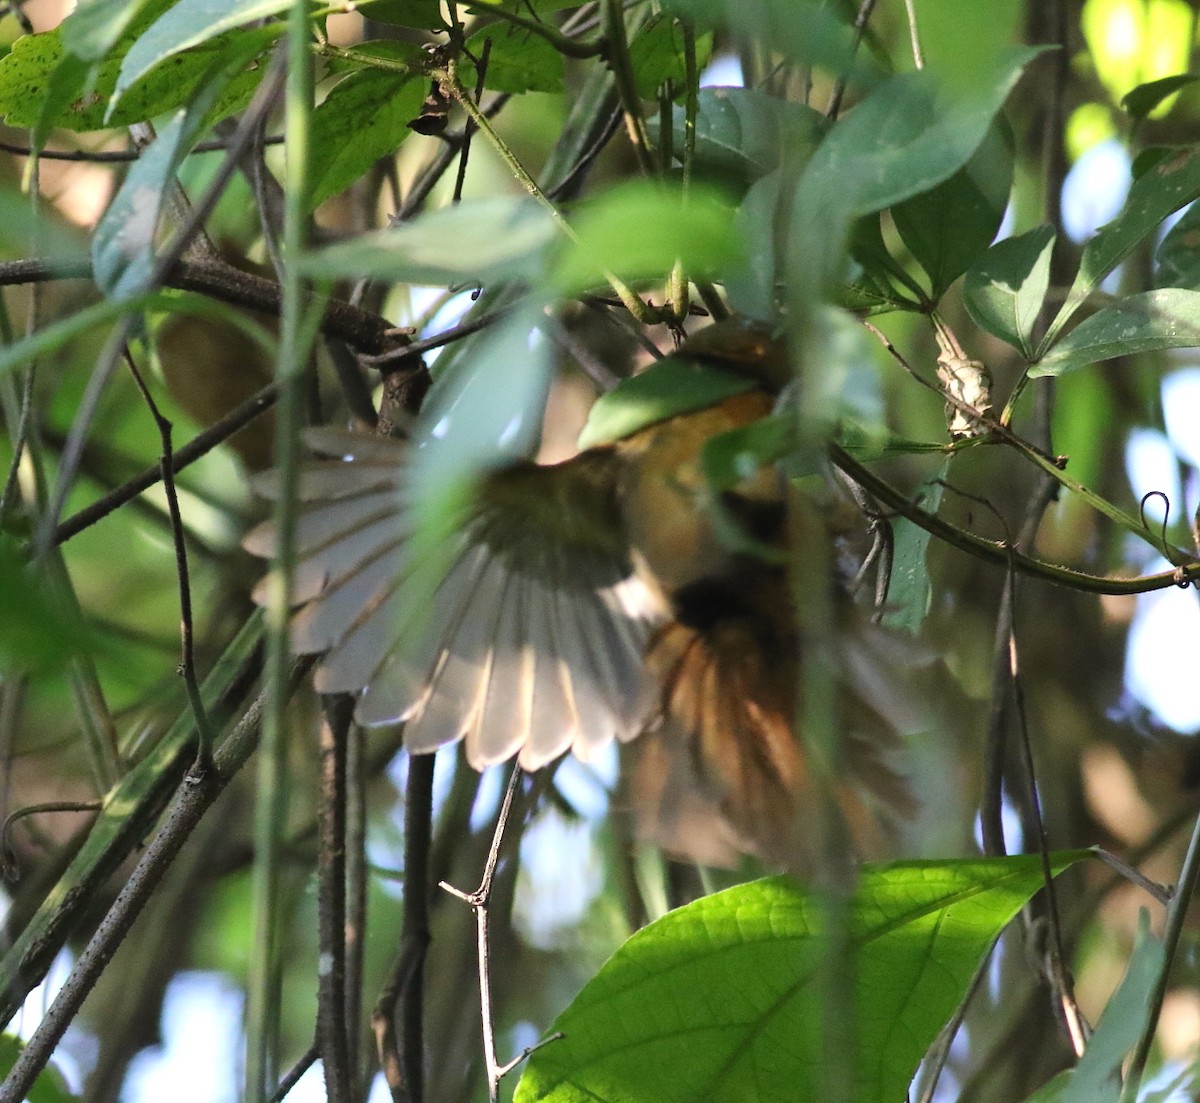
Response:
[317, 695, 354, 1103]
[267, 1042, 319, 1103]
[0, 135, 284, 163]
[439, 766, 561, 1101]
[122, 347, 215, 768]
[374, 754, 436, 1103]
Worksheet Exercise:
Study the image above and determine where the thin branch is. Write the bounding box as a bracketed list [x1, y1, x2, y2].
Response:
[439, 766, 560, 1101]
[0, 135, 285, 163]
[829, 445, 1200, 595]
[317, 695, 354, 1103]
[0, 802, 101, 882]
[0, 257, 404, 355]
[373, 754, 436, 1103]
[122, 347, 215, 769]
[267, 1043, 319, 1103]
[826, 0, 878, 120]
[344, 723, 368, 1080]
[53, 381, 276, 545]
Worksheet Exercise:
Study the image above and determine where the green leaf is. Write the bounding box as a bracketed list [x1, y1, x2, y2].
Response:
[354, 0, 444, 27]
[61, 0, 158, 61]
[1060, 913, 1163, 1103]
[0, 535, 101, 677]
[1043, 147, 1200, 351]
[93, 34, 268, 297]
[1122, 74, 1200, 119]
[551, 181, 742, 295]
[660, 0, 877, 84]
[882, 462, 947, 636]
[0, 1034, 76, 1103]
[892, 119, 1013, 299]
[628, 15, 711, 99]
[298, 198, 558, 286]
[309, 70, 425, 210]
[465, 20, 565, 94]
[516, 854, 1089, 1103]
[962, 224, 1056, 357]
[1032, 289, 1200, 376]
[789, 45, 1047, 296]
[0, 21, 274, 132]
[113, 0, 292, 111]
[1155, 197, 1200, 288]
[843, 214, 926, 314]
[665, 86, 826, 181]
[577, 356, 757, 449]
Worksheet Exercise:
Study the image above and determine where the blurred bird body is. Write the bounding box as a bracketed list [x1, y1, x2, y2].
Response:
[245, 320, 916, 868]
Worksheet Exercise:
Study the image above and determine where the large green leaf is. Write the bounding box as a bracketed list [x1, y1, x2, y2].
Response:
[551, 181, 742, 295]
[1043, 147, 1200, 352]
[516, 854, 1088, 1103]
[1032, 289, 1200, 376]
[0, 22, 273, 132]
[892, 119, 1013, 299]
[789, 45, 1046, 296]
[299, 198, 558, 286]
[963, 224, 1056, 357]
[112, 0, 293, 110]
[308, 70, 425, 211]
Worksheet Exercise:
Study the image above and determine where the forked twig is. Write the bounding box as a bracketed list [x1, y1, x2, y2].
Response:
[439, 765, 563, 1102]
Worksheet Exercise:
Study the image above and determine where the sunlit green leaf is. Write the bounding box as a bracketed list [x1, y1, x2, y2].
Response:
[963, 224, 1056, 357]
[892, 120, 1013, 299]
[1043, 146, 1200, 351]
[309, 70, 425, 211]
[113, 0, 292, 110]
[1033, 289, 1200, 376]
[299, 198, 557, 286]
[551, 182, 741, 295]
[577, 356, 756, 449]
[516, 854, 1089, 1103]
[0, 20, 274, 132]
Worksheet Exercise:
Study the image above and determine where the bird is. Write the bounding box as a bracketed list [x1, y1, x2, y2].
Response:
[243, 317, 918, 869]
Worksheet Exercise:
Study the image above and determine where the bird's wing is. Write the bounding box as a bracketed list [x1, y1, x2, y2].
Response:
[244, 428, 662, 771]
